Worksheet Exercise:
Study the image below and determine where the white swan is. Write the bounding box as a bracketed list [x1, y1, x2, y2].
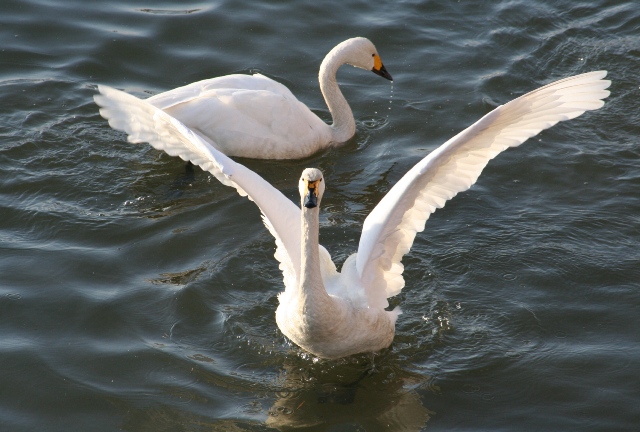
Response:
[95, 37, 392, 160]
[94, 71, 610, 359]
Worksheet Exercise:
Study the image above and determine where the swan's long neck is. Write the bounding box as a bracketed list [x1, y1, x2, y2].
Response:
[298, 206, 332, 309]
[319, 49, 356, 143]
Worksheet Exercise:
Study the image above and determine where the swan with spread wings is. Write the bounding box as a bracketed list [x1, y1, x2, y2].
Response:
[95, 71, 610, 359]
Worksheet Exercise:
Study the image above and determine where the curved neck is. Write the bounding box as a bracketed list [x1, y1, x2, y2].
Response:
[298, 207, 331, 306]
[319, 50, 356, 143]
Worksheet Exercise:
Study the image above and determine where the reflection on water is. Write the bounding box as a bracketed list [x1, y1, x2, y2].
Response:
[265, 358, 433, 431]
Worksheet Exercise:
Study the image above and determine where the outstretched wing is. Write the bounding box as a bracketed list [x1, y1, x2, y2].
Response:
[94, 85, 302, 285]
[356, 71, 611, 309]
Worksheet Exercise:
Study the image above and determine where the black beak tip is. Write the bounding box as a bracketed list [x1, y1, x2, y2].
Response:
[373, 64, 393, 81]
[304, 194, 318, 209]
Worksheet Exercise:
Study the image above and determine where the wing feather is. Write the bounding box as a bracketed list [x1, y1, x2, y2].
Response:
[146, 73, 297, 110]
[94, 85, 302, 284]
[356, 71, 610, 309]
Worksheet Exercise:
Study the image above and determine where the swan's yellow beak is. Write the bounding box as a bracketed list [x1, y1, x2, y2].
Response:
[303, 180, 321, 209]
[372, 54, 393, 81]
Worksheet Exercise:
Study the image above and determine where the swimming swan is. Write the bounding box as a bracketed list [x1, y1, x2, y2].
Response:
[95, 37, 392, 160]
[94, 71, 610, 359]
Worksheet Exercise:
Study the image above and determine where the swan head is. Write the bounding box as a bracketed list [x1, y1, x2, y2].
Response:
[328, 37, 393, 81]
[299, 168, 325, 209]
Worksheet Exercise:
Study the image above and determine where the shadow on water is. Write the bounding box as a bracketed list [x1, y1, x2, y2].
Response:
[263, 355, 433, 431]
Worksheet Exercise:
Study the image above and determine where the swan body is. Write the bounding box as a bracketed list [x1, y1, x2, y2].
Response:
[275, 168, 398, 357]
[96, 37, 392, 160]
[94, 71, 610, 359]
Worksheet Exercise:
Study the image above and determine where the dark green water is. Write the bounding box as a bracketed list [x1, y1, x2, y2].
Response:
[1, 0, 639, 430]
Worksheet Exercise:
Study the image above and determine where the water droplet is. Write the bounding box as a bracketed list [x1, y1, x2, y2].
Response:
[386, 82, 394, 119]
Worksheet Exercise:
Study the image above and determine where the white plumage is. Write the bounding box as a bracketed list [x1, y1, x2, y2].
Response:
[95, 37, 392, 160]
[94, 71, 610, 359]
